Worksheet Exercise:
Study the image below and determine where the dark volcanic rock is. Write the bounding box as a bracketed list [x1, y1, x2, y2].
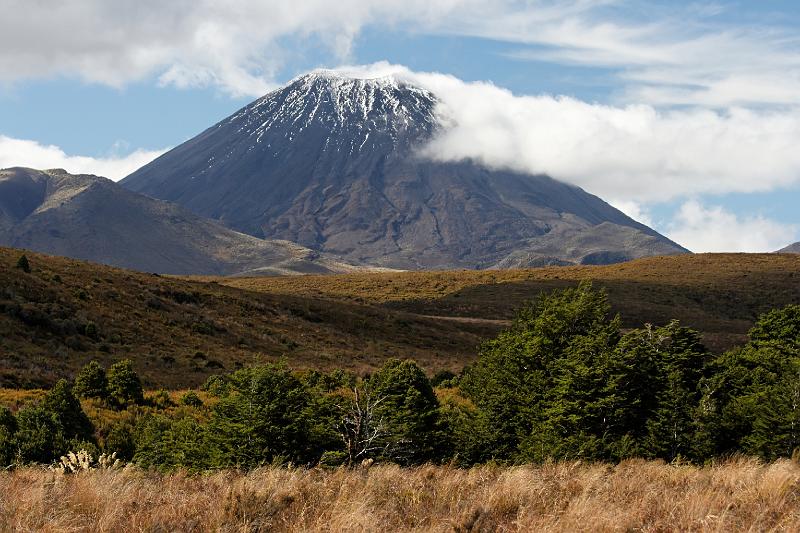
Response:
[0, 167, 371, 275]
[122, 71, 688, 269]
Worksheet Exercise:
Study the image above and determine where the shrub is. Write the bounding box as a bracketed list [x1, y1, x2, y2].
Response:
[103, 421, 136, 460]
[42, 379, 95, 445]
[134, 414, 213, 470]
[73, 361, 108, 400]
[16, 254, 31, 273]
[150, 390, 174, 409]
[0, 407, 17, 466]
[431, 369, 457, 388]
[318, 450, 348, 467]
[107, 360, 144, 408]
[180, 391, 203, 407]
[13, 406, 65, 463]
[83, 321, 99, 339]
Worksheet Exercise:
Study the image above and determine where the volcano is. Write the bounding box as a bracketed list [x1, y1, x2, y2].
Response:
[122, 71, 687, 269]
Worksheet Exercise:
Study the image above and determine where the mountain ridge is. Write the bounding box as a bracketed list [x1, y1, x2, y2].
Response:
[0, 167, 382, 276]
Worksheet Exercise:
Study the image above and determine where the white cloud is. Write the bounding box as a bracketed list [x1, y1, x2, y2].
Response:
[665, 200, 797, 253]
[0, 136, 165, 181]
[608, 200, 653, 227]
[3, 1, 799, 107]
[380, 67, 800, 203]
[0, 0, 476, 97]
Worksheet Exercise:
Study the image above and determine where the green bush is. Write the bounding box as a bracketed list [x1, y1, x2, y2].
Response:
[73, 361, 108, 400]
[83, 321, 99, 339]
[0, 407, 17, 466]
[16, 254, 30, 273]
[150, 390, 174, 410]
[318, 450, 347, 467]
[13, 406, 65, 463]
[133, 414, 213, 470]
[180, 391, 203, 407]
[42, 379, 95, 445]
[107, 360, 144, 408]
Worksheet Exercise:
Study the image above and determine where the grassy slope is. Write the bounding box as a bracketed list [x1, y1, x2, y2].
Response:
[216, 253, 800, 353]
[2, 459, 798, 531]
[2, 248, 799, 388]
[0, 248, 492, 389]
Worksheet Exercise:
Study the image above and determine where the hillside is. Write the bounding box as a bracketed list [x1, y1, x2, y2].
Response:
[122, 71, 686, 269]
[214, 253, 800, 352]
[0, 247, 491, 388]
[2, 248, 799, 388]
[0, 167, 373, 276]
[778, 242, 800, 253]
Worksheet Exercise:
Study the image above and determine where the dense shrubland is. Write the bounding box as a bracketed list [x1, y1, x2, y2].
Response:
[1, 282, 799, 469]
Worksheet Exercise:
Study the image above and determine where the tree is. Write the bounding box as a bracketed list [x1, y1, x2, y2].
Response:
[73, 361, 108, 400]
[462, 282, 619, 461]
[698, 305, 800, 459]
[107, 359, 144, 407]
[339, 385, 389, 465]
[13, 406, 65, 463]
[369, 359, 444, 464]
[613, 322, 709, 461]
[42, 379, 95, 445]
[180, 391, 203, 407]
[208, 364, 314, 468]
[749, 305, 800, 350]
[133, 414, 213, 470]
[16, 254, 30, 273]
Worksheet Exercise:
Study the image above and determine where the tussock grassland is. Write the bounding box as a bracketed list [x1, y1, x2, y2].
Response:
[2, 458, 799, 532]
[0, 247, 491, 388]
[217, 253, 800, 353]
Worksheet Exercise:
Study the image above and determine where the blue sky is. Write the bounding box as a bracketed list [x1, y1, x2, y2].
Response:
[1, 0, 799, 252]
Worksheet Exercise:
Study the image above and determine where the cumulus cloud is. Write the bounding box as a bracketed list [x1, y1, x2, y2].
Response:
[0, 136, 165, 181]
[664, 200, 797, 253]
[379, 67, 800, 203]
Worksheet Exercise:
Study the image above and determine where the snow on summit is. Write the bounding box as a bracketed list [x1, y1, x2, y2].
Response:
[228, 70, 439, 152]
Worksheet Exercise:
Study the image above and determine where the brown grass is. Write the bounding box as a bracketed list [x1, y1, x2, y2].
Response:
[3, 248, 800, 388]
[1, 458, 799, 532]
[212, 253, 800, 353]
[0, 247, 492, 388]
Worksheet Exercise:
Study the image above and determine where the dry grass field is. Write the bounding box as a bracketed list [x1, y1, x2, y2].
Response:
[1, 458, 799, 532]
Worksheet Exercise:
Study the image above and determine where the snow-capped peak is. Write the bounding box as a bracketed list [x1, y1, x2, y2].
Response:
[224, 68, 439, 154]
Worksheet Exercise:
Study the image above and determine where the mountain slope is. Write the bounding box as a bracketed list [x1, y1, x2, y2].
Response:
[778, 242, 800, 253]
[122, 71, 687, 269]
[0, 167, 377, 275]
